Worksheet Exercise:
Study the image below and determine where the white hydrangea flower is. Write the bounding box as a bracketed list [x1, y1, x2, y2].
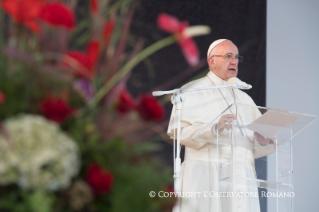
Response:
[0, 139, 19, 184]
[0, 114, 80, 190]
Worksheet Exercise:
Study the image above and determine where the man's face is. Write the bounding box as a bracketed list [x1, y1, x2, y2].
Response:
[208, 41, 239, 81]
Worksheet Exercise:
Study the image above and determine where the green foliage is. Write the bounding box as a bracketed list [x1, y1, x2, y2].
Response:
[109, 161, 171, 212]
[0, 189, 54, 212]
[25, 190, 55, 212]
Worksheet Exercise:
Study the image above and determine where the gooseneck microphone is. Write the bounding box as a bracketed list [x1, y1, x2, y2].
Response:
[152, 77, 252, 96]
[227, 77, 252, 89]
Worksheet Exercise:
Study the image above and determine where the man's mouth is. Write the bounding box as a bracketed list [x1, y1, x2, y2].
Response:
[228, 68, 236, 72]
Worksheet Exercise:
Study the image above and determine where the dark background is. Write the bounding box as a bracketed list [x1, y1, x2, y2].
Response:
[130, 0, 266, 106]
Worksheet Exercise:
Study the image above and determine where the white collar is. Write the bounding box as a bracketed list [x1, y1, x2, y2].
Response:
[207, 71, 227, 85]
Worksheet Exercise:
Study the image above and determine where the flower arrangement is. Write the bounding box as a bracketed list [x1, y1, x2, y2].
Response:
[0, 0, 210, 211]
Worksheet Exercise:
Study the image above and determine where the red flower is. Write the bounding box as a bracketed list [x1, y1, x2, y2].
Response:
[64, 40, 100, 80]
[38, 2, 75, 30]
[0, 91, 5, 105]
[64, 52, 93, 79]
[179, 37, 199, 67]
[157, 14, 187, 34]
[116, 87, 136, 114]
[136, 94, 165, 121]
[86, 163, 113, 195]
[1, 0, 44, 33]
[90, 0, 98, 15]
[87, 40, 100, 66]
[102, 20, 115, 44]
[157, 13, 199, 66]
[39, 96, 74, 123]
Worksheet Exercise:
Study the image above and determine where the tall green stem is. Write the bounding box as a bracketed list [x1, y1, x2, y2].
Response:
[89, 35, 177, 108]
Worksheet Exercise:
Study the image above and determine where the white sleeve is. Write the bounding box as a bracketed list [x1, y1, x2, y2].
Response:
[211, 124, 217, 135]
[180, 123, 217, 149]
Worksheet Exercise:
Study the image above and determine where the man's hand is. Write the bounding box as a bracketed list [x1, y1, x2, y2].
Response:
[216, 114, 237, 133]
[254, 132, 270, 146]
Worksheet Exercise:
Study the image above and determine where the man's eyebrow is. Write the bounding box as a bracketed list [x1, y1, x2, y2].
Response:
[226, 53, 239, 55]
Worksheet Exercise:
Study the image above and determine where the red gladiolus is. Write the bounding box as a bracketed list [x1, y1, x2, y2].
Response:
[0, 91, 5, 105]
[157, 13, 199, 66]
[87, 40, 100, 66]
[136, 94, 165, 121]
[157, 13, 187, 34]
[86, 164, 113, 195]
[39, 96, 74, 123]
[102, 20, 115, 44]
[179, 37, 199, 68]
[90, 0, 98, 15]
[64, 52, 94, 79]
[64, 40, 100, 80]
[38, 2, 75, 30]
[1, 0, 44, 33]
[116, 88, 136, 114]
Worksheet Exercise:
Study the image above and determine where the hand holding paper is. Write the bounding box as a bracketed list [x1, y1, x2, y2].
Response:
[254, 132, 270, 146]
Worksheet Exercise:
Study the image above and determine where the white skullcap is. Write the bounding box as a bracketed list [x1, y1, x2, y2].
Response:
[207, 39, 229, 57]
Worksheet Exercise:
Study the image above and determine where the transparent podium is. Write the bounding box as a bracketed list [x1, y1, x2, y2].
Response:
[193, 103, 316, 212]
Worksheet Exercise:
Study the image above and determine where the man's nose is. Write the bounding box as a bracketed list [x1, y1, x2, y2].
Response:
[230, 57, 238, 65]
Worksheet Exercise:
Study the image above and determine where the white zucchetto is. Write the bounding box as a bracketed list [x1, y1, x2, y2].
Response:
[207, 39, 229, 57]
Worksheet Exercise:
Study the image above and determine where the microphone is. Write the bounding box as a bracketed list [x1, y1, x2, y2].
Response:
[152, 91, 166, 96]
[152, 79, 251, 97]
[227, 77, 252, 89]
[152, 89, 180, 96]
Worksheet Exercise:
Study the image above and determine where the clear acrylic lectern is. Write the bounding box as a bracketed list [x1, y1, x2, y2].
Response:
[193, 103, 316, 212]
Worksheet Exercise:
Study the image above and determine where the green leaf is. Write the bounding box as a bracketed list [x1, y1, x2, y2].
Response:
[25, 190, 54, 212]
[130, 142, 162, 156]
[105, 0, 133, 17]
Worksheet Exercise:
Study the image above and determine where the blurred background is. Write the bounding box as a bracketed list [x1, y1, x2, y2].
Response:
[0, 0, 317, 211]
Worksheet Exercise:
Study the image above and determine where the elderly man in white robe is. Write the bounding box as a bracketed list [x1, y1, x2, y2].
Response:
[167, 39, 276, 212]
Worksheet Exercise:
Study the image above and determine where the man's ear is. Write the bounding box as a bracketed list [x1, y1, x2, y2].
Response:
[207, 56, 214, 66]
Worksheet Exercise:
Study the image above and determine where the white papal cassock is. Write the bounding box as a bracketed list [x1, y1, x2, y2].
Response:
[167, 71, 276, 212]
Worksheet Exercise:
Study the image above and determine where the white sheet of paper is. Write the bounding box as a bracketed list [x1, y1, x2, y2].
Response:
[245, 110, 302, 138]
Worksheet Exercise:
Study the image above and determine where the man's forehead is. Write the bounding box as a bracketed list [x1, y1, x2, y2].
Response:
[214, 41, 238, 53]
